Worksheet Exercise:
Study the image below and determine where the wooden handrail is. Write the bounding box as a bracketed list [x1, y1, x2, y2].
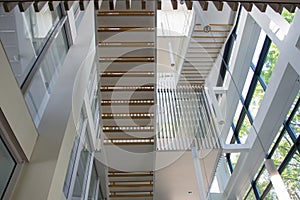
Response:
[109, 194, 153, 198]
[108, 173, 153, 177]
[97, 11, 154, 16]
[99, 42, 154, 47]
[97, 27, 154, 32]
[99, 57, 154, 62]
[100, 85, 154, 91]
[101, 71, 154, 77]
[192, 35, 227, 39]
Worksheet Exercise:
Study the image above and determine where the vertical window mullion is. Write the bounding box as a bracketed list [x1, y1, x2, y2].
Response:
[67, 119, 88, 200]
[251, 180, 260, 200]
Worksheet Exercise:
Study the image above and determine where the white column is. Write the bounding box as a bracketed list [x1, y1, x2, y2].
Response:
[191, 142, 207, 200]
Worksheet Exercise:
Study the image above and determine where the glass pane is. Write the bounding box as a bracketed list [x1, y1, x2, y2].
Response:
[244, 189, 256, 200]
[0, 137, 16, 198]
[264, 186, 278, 200]
[230, 153, 240, 169]
[272, 131, 293, 168]
[242, 68, 254, 98]
[261, 43, 280, 85]
[290, 103, 300, 138]
[226, 127, 234, 144]
[0, 5, 60, 86]
[233, 100, 243, 125]
[281, 9, 295, 24]
[249, 82, 265, 119]
[87, 64, 97, 97]
[239, 115, 251, 144]
[286, 93, 300, 120]
[281, 152, 300, 199]
[25, 27, 68, 127]
[63, 134, 80, 197]
[252, 30, 266, 67]
[24, 6, 59, 54]
[269, 127, 284, 155]
[256, 168, 270, 196]
[72, 1, 89, 29]
[72, 130, 92, 199]
[88, 164, 98, 199]
[39, 28, 68, 93]
[25, 69, 49, 126]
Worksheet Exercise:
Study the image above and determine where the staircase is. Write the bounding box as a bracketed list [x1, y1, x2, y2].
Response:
[179, 23, 233, 85]
[97, 1, 156, 199]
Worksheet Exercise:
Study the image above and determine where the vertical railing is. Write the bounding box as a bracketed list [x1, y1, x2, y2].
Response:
[157, 75, 220, 150]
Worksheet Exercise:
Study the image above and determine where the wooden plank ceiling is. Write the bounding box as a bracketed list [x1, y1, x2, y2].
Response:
[0, 0, 299, 13]
[97, 1, 155, 199]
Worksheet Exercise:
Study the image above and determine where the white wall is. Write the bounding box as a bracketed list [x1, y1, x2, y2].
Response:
[0, 42, 38, 161]
[11, 3, 97, 200]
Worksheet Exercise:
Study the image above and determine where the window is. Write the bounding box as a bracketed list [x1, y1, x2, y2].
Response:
[281, 152, 300, 198]
[281, 9, 295, 24]
[0, 136, 16, 199]
[88, 164, 98, 200]
[255, 168, 270, 196]
[226, 35, 277, 172]
[249, 82, 265, 119]
[0, 4, 61, 86]
[63, 107, 95, 199]
[72, 128, 92, 199]
[63, 134, 80, 197]
[243, 93, 300, 199]
[260, 43, 280, 85]
[72, 1, 88, 29]
[244, 188, 256, 200]
[24, 22, 69, 127]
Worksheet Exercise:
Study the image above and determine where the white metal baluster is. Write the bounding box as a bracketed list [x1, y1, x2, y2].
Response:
[178, 86, 188, 150]
[195, 90, 205, 149]
[202, 90, 220, 148]
[162, 88, 171, 150]
[168, 85, 178, 150]
[157, 88, 161, 150]
[165, 87, 175, 150]
[171, 84, 182, 150]
[200, 92, 213, 149]
[159, 88, 166, 150]
[175, 86, 186, 150]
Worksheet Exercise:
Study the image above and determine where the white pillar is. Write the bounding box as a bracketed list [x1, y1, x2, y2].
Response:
[191, 142, 207, 200]
[265, 159, 291, 200]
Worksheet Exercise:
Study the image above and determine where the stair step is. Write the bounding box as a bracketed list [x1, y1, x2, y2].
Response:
[99, 42, 154, 47]
[99, 57, 154, 62]
[102, 113, 154, 119]
[101, 71, 154, 77]
[103, 126, 154, 132]
[99, 62, 154, 72]
[97, 11, 154, 16]
[100, 85, 154, 92]
[98, 27, 154, 32]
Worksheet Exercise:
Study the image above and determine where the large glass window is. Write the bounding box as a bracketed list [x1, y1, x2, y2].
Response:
[72, 1, 88, 29]
[72, 129, 92, 199]
[23, 6, 60, 56]
[260, 43, 280, 85]
[0, 136, 16, 199]
[24, 26, 68, 126]
[63, 109, 86, 198]
[88, 164, 98, 200]
[249, 82, 265, 119]
[281, 152, 300, 198]
[0, 5, 61, 86]
[244, 93, 300, 199]
[227, 34, 280, 173]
